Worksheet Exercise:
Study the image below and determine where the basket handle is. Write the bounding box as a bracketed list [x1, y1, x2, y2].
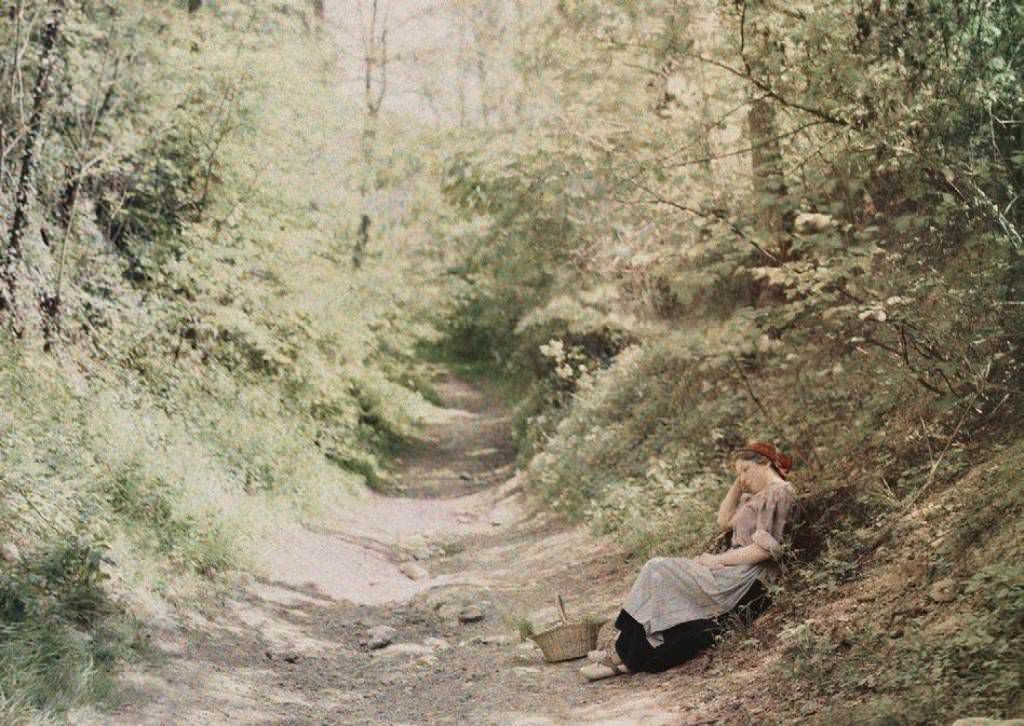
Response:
[556, 594, 568, 625]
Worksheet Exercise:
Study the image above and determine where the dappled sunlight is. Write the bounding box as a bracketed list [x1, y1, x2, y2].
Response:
[2, 0, 1021, 722]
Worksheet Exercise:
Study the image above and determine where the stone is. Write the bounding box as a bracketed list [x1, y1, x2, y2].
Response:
[473, 633, 515, 646]
[410, 546, 433, 561]
[512, 666, 541, 676]
[437, 603, 462, 621]
[367, 625, 397, 650]
[399, 562, 429, 581]
[379, 643, 434, 658]
[423, 637, 451, 652]
[929, 578, 958, 603]
[458, 605, 485, 624]
[425, 591, 454, 610]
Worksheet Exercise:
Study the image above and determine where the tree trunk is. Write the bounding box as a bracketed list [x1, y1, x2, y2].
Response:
[747, 94, 787, 236]
[2, 5, 63, 322]
[188, 0, 202, 14]
[352, 214, 371, 269]
[312, 0, 325, 21]
[744, 11, 791, 260]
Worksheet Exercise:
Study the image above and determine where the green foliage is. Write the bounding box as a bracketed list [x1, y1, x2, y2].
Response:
[436, 0, 1024, 717]
[776, 561, 1022, 723]
[0, 0, 446, 720]
[514, 617, 536, 641]
[520, 340, 748, 559]
[104, 463, 233, 576]
[443, 0, 1023, 518]
[0, 0, 1020, 719]
[0, 538, 142, 719]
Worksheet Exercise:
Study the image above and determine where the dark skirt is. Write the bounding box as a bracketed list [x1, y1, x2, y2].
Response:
[613, 579, 771, 673]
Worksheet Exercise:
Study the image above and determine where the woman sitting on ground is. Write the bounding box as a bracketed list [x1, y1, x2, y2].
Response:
[581, 441, 797, 681]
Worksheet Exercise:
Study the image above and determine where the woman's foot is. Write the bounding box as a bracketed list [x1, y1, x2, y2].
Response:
[579, 660, 628, 681]
[579, 648, 628, 681]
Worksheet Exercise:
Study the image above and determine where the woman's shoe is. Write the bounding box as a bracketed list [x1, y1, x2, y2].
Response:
[579, 647, 628, 681]
[579, 660, 628, 681]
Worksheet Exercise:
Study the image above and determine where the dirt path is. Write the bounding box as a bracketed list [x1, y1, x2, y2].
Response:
[70, 375, 707, 725]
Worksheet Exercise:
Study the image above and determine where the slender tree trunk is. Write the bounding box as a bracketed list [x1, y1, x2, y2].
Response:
[456, 21, 468, 129]
[696, 60, 714, 175]
[2, 5, 63, 324]
[355, 0, 387, 270]
[748, 94, 787, 235]
[476, 51, 490, 128]
[744, 9, 790, 260]
[352, 214, 371, 269]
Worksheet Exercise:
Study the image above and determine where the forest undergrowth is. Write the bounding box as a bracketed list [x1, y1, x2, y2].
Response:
[1, 0, 1022, 723]
[0, 2, 444, 722]
[438, 0, 1024, 721]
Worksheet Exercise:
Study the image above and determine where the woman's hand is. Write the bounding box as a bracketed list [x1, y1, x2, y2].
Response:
[696, 552, 723, 569]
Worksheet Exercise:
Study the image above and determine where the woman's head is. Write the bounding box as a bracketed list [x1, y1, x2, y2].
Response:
[731, 442, 793, 491]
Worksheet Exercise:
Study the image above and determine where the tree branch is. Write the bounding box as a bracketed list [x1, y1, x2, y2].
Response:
[689, 52, 849, 127]
[623, 179, 783, 264]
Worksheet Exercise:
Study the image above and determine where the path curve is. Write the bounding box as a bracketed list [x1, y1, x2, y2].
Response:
[71, 374, 687, 725]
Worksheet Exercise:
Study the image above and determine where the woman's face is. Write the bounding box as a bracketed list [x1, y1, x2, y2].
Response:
[733, 458, 772, 492]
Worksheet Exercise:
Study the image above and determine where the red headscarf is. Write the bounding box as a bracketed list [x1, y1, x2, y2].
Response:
[742, 442, 794, 479]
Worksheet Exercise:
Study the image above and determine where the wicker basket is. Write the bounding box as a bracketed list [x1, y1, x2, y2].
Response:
[529, 595, 607, 663]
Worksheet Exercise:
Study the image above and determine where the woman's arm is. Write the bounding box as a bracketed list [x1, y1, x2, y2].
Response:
[716, 478, 745, 532]
[696, 544, 771, 568]
[714, 543, 771, 566]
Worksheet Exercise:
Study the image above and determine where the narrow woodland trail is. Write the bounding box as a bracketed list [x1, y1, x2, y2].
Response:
[71, 376, 730, 725]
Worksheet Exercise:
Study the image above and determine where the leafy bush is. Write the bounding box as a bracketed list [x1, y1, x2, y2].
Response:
[0, 0, 443, 720]
[0, 538, 141, 717]
[104, 463, 234, 576]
